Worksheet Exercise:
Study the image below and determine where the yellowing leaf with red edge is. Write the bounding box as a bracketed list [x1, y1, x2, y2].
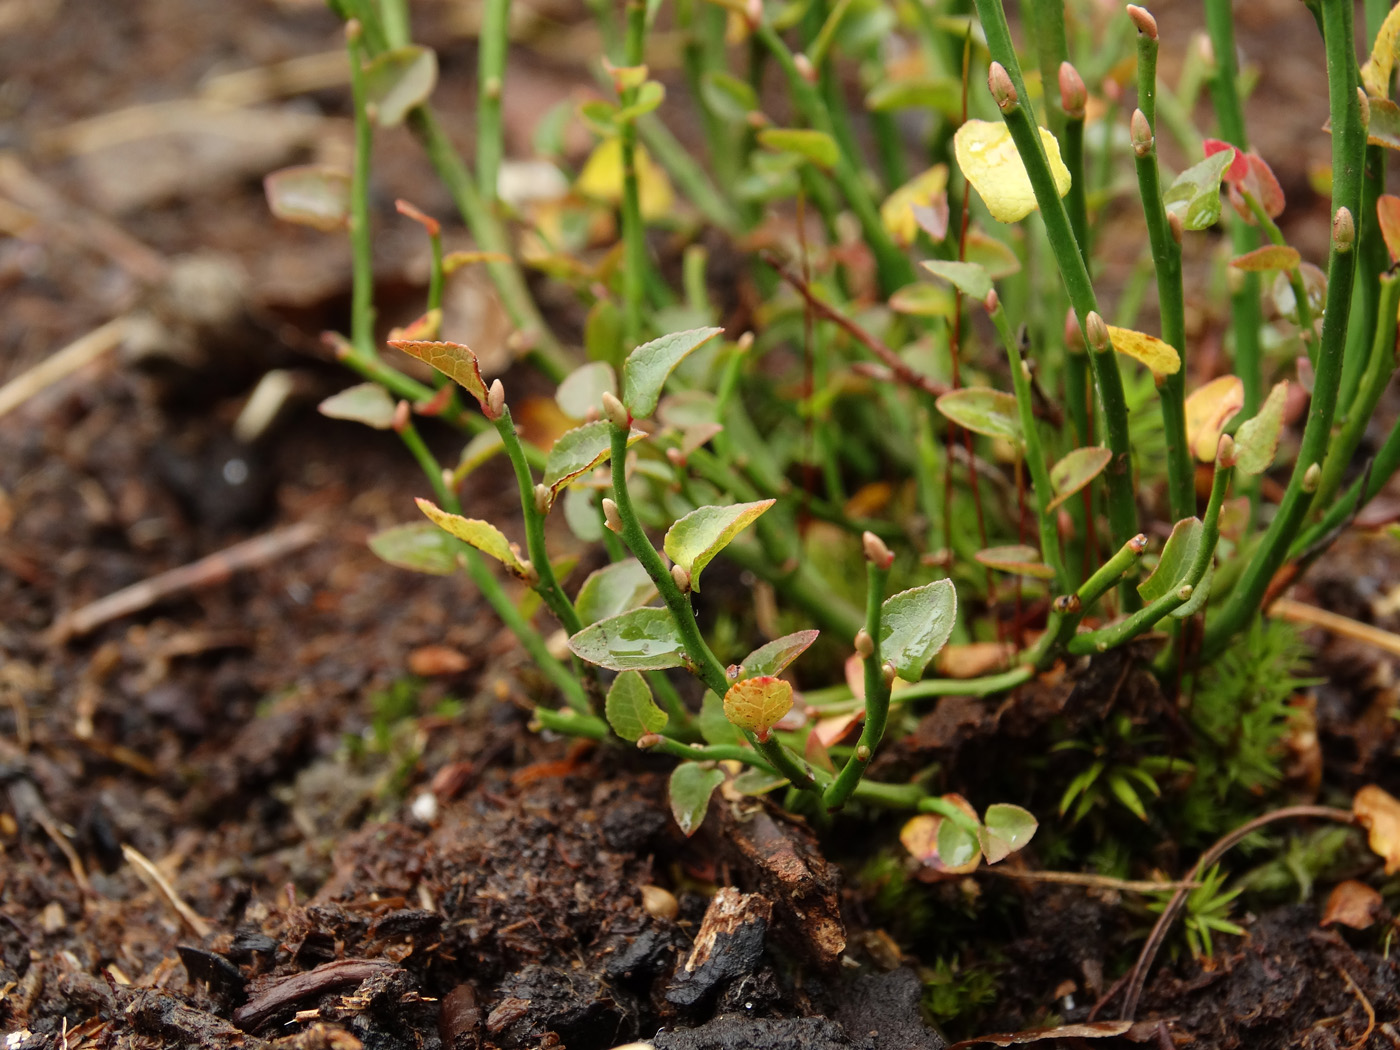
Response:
[1230, 245, 1301, 272]
[1320, 879, 1385, 929]
[813, 711, 862, 748]
[1106, 325, 1181, 377]
[576, 138, 674, 220]
[1354, 784, 1400, 875]
[1362, 3, 1400, 98]
[1184, 375, 1245, 461]
[953, 119, 1071, 224]
[392, 339, 489, 409]
[900, 794, 982, 875]
[722, 675, 793, 742]
[1378, 194, 1400, 265]
[881, 164, 950, 247]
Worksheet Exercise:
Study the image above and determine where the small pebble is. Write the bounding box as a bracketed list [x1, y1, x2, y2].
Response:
[641, 884, 678, 920]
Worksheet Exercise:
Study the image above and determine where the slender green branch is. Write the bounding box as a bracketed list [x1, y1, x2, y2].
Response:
[618, 0, 648, 349]
[1240, 188, 1314, 346]
[824, 555, 891, 810]
[970, 0, 1140, 602]
[1030, 533, 1147, 664]
[644, 735, 779, 771]
[1290, 396, 1400, 557]
[477, 0, 509, 202]
[534, 706, 608, 737]
[1203, 0, 1364, 655]
[346, 23, 378, 361]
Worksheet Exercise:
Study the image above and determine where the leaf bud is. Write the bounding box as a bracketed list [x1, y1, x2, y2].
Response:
[1128, 533, 1149, 555]
[854, 628, 875, 658]
[1064, 308, 1085, 353]
[862, 530, 895, 569]
[745, 0, 762, 28]
[1058, 62, 1087, 120]
[486, 379, 506, 420]
[1126, 4, 1157, 39]
[534, 483, 550, 514]
[601, 390, 630, 428]
[855, 745, 872, 762]
[392, 399, 411, 432]
[636, 733, 663, 749]
[1052, 594, 1082, 614]
[1333, 207, 1355, 254]
[1176, 583, 1193, 601]
[520, 558, 540, 586]
[794, 52, 817, 83]
[1301, 462, 1321, 493]
[1215, 433, 1236, 469]
[1168, 209, 1183, 245]
[736, 331, 755, 354]
[602, 497, 624, 533]
[1130, 108, 1153, 157]
[1084, 311, 1111, 352]
[345, 18, 362, 42]
[1358, 87, 1371, 131]
[670, 563, 692, 593]
[983, 288, 1000, 314]
[988, 62, 1019, 112]
[881, 662, 897, 686]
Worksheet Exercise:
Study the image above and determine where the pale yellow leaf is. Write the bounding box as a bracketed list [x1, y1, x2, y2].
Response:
[576, 138, 674, 221]
[1106, 325, 1181, 378]
[953, 119, 1071, 224]
[1184, 375, 1245, 462]
[880, 164, 949, 247]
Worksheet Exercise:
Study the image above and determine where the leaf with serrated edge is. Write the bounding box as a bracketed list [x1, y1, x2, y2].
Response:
[664, 500, 774, 592]
[1230, 245, 1302, 272]
[723, 676, 793, 741]
[979, 803, 1038, 864]
[556, 362, 618, 420]
[392, 340, 489, 408]
[1047, 447, 1112, 513]
[622, 327, 724, 418]
[1234, 381, 1289, 476]
[880, 579, 957, 682]
[319, 383, 397, 429]
[574, 559, 657, 626]
[921, 259, 993, 300]
[264, 165, 350, 232]
[669, 763, 726, 836]
[935, 388, 1021, 443]
[739, 630, 820, 679]
[363, 46, 438, 126]
[1107, 326, 1180, 377]
[567, 607, 687, 671]
[416, 498, 528, 575]
[975, 545, 1054, 579]
[953, 119, 1071, 224]
[1184, 375, 1245, 461]
[542, 421, 645, 508]
[605, 671, 668, 741]
[368, 523, 459, 576]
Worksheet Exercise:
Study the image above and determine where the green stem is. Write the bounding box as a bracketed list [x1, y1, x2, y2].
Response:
[346, 24, 377, 361]
[1029, 533, 1147, 664]
[1240, 189, 1314, 345]
[1338, 142, 1387, 412]
[534, 706, 609, 738]
[477, 0, 510, 202]
[823, 560, 891, 810]
[971, 0, 1140, 602]
[1290, 400, 1400, 557]
[1203, 0, 1364, 656]
[1131, 30, 1193, 523]
[645, 736, 778, 771]
[619, 0, 648, 349]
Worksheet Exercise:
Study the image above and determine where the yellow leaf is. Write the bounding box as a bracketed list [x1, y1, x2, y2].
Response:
[1355, 784, 1400, 875]
[722, 675, 794, 742]
[576, 138, 675, 221]
[1184, 375, 1245, 462]
[953, 119, 1071, 224]
[880, 164, 949, 247]
[1106, 325, 1181, 378]
[1362, 3, 1400, 98]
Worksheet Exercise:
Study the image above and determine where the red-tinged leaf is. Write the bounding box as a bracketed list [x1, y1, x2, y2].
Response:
[722, 675, 794, 742]
[901, 795, 982, 874]
[739, 630, 820, 679]
[1204, 138, 1249, 182]
[804, 728, 836, 773]
[813, 711, 862, 748]
[1378, 195, 1400, 264]
[974, 545, 1055, 579]
[264, 165, 350, 231]
[391, 340, 489, 409]
[395, 198, 441, 237]
[1230, 245, 1301, 272]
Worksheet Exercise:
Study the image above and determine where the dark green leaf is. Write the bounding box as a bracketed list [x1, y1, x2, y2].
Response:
[605, 670, 668, 741]
[623, 327, 724, 418]
[880, 579, 958, 681]
[669, 762, 726, 836]
[568, 607, 687, 671]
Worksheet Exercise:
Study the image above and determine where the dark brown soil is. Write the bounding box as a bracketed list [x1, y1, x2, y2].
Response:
[3, 2, 1400, 1049]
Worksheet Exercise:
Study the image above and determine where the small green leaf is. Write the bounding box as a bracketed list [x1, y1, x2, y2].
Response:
[663, 500, 775, 591]
[979, 804, 1038, 863]
[757, 127, 841, 169]
[963, 229, 1022, 278]
[368, 522, 459, 575]
[1138, 516, 1210, 618]
[578, 99, 618, 137]
[622, 327, 724, 418]
[731, 768, 789, 796]
[920, 259, 993, 301]
[264, 165, 350, 231]
[866, 77, 960, 116]
[615, 80, 665, 123]
[391, 340, 489, 409]
[936, 817, 983, 870]
[363, 46, 438, 126]
[1234, 381, 1289, 476]
[318, 383, 397, 429]
[1047, 447, 1112, 513]
[669, 762, 726, 836]
[974, 545, 1054, 579]
[722, 676, 794, 742]
[605, 670, 668, 741]
[880, 579, 957, 682]
[739, 630, 820, 679]
[1163, 150, 1234, 231]
[556, 362, 618, 419]
[568, 607, 687, 671]
[700, 690, 746, 747]
[934, 388, 1022, 443]
[889, 283, 956, 318]
[416, 498, 529, 576]
[574, 559, 657, 626]
[1106, 773, 1149, 821]
[700, 70, 759, 121]
[542, 421, 644, 509]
